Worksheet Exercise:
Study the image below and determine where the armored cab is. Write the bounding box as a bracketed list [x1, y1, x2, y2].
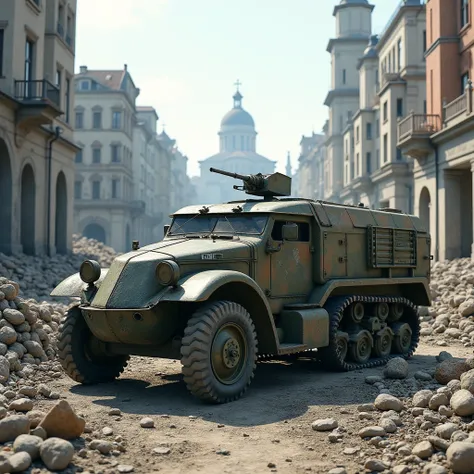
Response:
[51, 168, 431, 404]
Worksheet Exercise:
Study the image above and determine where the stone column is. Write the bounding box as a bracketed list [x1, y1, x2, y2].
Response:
[443, 169, 462, 260]
[471, 160, 474, 260]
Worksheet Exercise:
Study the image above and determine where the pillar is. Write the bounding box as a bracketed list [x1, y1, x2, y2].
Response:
[444, 169, 462, 260]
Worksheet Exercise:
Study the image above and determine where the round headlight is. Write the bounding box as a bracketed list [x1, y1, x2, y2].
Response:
[156, 260, 180, 286]
[80, 260, 101, 284]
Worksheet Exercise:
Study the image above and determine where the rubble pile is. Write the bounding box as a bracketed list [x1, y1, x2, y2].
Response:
[418, 258, 474, 348]
[322, 355, 474, 474]
[0, 277, 63, 385]
[0, 234, 119, 303]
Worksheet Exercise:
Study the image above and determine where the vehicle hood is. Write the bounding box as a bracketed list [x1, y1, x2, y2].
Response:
[90, 237, 256, 309]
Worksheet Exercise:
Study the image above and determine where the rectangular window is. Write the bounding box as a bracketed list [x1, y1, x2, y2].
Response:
[92, 111, 101, 129]
[25, 39, 34, 82]
[56, 69, 61, 88]
[397, 98, 403, 117]
[65, 78, 70, 122]
[366, 123, 372, 140]
[112, 179, 119, 199]
[92, 181, 100, 200]
[112, 111, 122, 129]
[383, 134, 388, 163]
[356, 126, 360, 143]
[462, 72, 469, 94]
[0, 29, 4, 76]
[376, 119, 380, 137]
[342, 69, 346, 84]
[92, 148, 101, 164]
[423, 30, 426, 53]
[396, 148, 402, 160]
[356, 153, 360, 176]
[366, 152, 372, 174]
[80, 80, 89, 90]
[74, 181, 82, 199]
[111, 145, 120, 162]
[383, 101, 388, 122]
[376, 149, 380, 169]
[75, 111, 83, 129]
[397, 38, 402, 71]
[462, 0, 469, 28]
[75, 150, 82, 163]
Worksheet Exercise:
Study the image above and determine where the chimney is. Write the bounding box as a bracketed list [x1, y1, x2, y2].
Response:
[79, 65, 87, 73]
[124, 64, 128, 71]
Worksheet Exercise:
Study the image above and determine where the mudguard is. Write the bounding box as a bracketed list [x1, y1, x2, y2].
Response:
[158, 270, 266, 304]
[50, 269, 110, 297]
[158, 269, 279, 353]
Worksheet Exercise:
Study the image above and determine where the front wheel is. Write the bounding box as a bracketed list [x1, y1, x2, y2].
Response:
[180, 300, 258, 403]
[57, 305, 129, 384]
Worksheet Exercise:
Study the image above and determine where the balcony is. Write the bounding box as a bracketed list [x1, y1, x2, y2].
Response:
[14, 79, 62, 130]
[397, 113, 440, 160]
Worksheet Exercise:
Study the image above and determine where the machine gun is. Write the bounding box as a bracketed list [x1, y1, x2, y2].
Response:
[209, 167, 291, 199]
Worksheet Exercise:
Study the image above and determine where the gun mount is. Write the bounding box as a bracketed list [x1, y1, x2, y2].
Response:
[209, 167, 291, 199]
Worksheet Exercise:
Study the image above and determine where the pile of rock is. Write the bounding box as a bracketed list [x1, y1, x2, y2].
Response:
[319, 354, 474, 474]
[0, 234, 119, 303]
[0, 398, 86, 472]
[0, 277, 63, 385]
[419, 258, 474, 347]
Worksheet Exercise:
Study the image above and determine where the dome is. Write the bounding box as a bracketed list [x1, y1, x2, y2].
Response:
[363, 34, 379, 58]
[220, 90, 255, 128]
[339, 0, 368, 3]
[220, 108, 255, 127]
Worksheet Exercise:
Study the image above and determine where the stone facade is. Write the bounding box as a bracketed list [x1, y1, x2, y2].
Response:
[73, 65, 191, 252]
[0, 0, 79, 256]
[340, 0, 426, 212]
[323, 0, 374, 202]
[398, 0, 474, 262]
[196, 86, 276, 204]
[296, 132, 326, 199]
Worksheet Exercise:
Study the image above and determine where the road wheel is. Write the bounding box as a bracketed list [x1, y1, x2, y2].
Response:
[57, 305, 129, 384]
[180, 300, 258, 403]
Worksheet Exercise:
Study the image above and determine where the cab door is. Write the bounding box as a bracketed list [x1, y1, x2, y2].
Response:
[269, 219, 313, 299]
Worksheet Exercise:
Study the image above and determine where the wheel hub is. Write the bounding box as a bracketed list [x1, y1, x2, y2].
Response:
[211, 323, 247, 385]
[222, 338, 240, 368]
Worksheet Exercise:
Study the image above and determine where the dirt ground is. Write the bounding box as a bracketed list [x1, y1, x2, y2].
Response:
[35, 343, 472, 474]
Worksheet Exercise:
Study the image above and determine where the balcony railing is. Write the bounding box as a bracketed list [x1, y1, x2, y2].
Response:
[444, 93, 467, 121]
[398, 113, 441, 141]
[14, 79, 60, 109]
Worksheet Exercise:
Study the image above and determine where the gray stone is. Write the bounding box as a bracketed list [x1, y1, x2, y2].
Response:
[311, 418, 338, 431]
[447, 441, 474, 473]
[39, 437, 74, 471]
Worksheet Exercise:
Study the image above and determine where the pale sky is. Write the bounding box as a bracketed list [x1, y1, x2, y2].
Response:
[75, 0, 402, 177]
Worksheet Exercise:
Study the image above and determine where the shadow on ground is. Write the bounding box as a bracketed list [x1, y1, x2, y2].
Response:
[68, 352, 439, 427]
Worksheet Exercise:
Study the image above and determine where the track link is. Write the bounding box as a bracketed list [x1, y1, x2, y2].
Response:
[257, 295, 419, 370]
[317, 295, 419, 371]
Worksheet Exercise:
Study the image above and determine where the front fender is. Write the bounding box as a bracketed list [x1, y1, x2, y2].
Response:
[159, 270, 266, 304]
[159, 270, 279, 353]
[50, 269, 110, 297]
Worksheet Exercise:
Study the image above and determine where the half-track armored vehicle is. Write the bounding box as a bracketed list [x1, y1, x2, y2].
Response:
[51, 167, 431, 404]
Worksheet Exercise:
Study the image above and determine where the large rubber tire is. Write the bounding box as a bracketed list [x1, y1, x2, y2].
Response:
[57, 305, 129, 384]
[180, 300, 258, 403]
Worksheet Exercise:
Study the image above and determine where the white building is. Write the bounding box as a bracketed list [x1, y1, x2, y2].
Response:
[324, 0, 374, 202]
[196, 85, 276, 204]
[340, 0, 425, 212]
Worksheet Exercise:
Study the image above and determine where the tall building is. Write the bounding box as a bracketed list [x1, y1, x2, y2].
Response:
[296, 132, 325, 199]
[73, 65, 176, 252]
[397, 0, 474, 261]
[324, 0, 374, 202]
[0, 0, 79, 255]
[196, 84, 276, 204]
[341, 0, 426, 211]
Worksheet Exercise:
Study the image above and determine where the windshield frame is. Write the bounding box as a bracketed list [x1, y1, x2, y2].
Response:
[167, 213, 269, 237]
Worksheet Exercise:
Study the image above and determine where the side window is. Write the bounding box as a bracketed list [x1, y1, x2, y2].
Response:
[271, 220, 310, 242]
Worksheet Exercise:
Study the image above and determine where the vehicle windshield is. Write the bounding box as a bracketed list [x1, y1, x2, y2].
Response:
[168, 214, 268, 236]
